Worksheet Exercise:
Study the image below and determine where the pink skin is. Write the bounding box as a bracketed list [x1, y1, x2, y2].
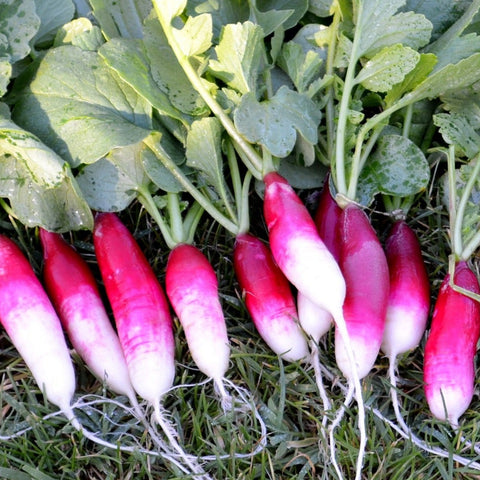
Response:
[263, 172, 345, 318]
[335, 204, 390, 380]
[93, 212, 175, 404]
[0, 235, 76, 412]
[423, 261, 480, 426]
[40, 229, 135, 399]
[166, 244, 230, 381]
[314, 173, 342, 262]
[233, 233, 309, 362]
[381, 220, 430, 359]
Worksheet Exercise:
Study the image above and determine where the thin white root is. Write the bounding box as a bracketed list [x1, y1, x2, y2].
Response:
[320, 363, 480, 471]
[328, 383, 354, 480]
[332, 308, 367, 480]
[309, 339, 332, 425]
[152, 403, 214, 480]
[213, 377, 233, 412]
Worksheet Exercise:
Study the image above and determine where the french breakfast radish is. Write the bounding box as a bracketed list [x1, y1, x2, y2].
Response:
[40, 229, 136, 402]
[93, 212, 211, 479]
[423, 261, 480, 426]
[381, 220, 430, 360]
[165, 243, 231, 402]
[335, 203, 389, 380]
[233, 232, 309, 362]
[0, 234, 77, 422]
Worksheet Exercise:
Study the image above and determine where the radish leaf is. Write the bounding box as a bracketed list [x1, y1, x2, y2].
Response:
[31, 0, 75, 46]
[356, 134, 429, 205]
[355, 44, 420, 93]
[12, 45, 153, 167]
[434, 113, 480, 158]
[0, 108, 93, 231]
[209, 22, 265, 95]
[234, 86, 321, 158]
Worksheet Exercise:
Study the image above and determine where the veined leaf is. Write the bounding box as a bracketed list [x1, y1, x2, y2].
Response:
[54, 18, 105, 51]
[89, 0, 152, 39]
[234, 86, 321, 158]
[209, 21, 265, 95]
[0, 109, 93, 231]
[355, 0, 432, 59]
[172, 13, 213, 57]
[356, 134, 430, 205]
[355, 44, 420, 93]
[186, 117, 226, 194]
[12, 45, 153, 167]
[434, 113, 480, 158]
[32, 0, 75, 46]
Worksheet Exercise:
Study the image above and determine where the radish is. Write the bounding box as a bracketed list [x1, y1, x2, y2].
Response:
[93, 212, 211, 479]
[0, 234, 78, 424]
[233, 232, 309, 363]
[379, 220, 430, 433]
[262, 171, 368, 480]
[423, 261, 480, 427]
[165, 243, 231, 407]
[39, 229, 136, 402]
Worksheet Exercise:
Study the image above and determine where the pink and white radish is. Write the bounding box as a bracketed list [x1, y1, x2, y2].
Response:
[423, 261, 480, 427]
[262, 172, 367, 479]
[335, 203, 389, 380]
[0, 234, 77, 424]
[233, 232, 309, 362]
[93, 212, 210, 479]
[40, 229, 136, 402]
[380, 220, 430, 433]
[165, 243, 231, 407]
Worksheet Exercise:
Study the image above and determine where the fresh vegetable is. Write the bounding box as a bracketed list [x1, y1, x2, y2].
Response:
[40, 228, 136, 402]
[93, 212, 175, 405]
[233, 232, 308, 363]
[0, 234, 77, 423]
[381, 219, 430, 360]
[335, 204, 389, 380]
[165, 243, 231, 401]
[423, 261, 480, 426]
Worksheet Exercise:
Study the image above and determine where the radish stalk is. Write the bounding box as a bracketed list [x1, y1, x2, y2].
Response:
[93, 212, 211, 479]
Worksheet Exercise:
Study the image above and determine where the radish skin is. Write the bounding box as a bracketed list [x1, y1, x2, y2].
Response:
[93, 212, 175, 405]
[0, 234, 76, 417]
[263, 172, 345, 316]
[233, 232, 309, 362]
[423, 261, 480, 426]
[335, 204, 389, 380]
[40, 229, 136, 401]
[381, 220, 430, 359]
[166, 243, 230, 397]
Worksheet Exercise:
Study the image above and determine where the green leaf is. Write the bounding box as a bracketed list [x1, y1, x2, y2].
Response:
[0, 111, 93, 231]
[431, 33, 480, 71]
[12, 45, 153, 167]
[234, 86, 321, 158]
[186, 0, 249, 41]
[89, 0, 153, 39]
[54, 18, 105, 51]
[32, 0, 75, 46]
[99, 37, 193, 124]
[186, 117, 226, 193]
[209, 21, 265, 95]
[355, 44, 420, 93]
[356, 134, 430, 205]
[384, 53, 437, 106]
[434, 113, 480, 158]
[152, 0, 187, 25]
[172, 13, 213, 57]
[143, 15, 209, 116]
[355, 0, 432, 59]
[76, 143, 152, 212]
[309, 0, 333, 18]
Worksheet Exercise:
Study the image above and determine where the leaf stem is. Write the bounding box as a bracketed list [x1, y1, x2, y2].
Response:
[152, 1, 264, 176]
[145, 135, 240, 235]
[167, 192, 186, 244]
[446, 145, 461, 259]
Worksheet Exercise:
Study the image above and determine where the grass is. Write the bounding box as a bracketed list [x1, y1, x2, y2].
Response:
[1, 183, 480, 480]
